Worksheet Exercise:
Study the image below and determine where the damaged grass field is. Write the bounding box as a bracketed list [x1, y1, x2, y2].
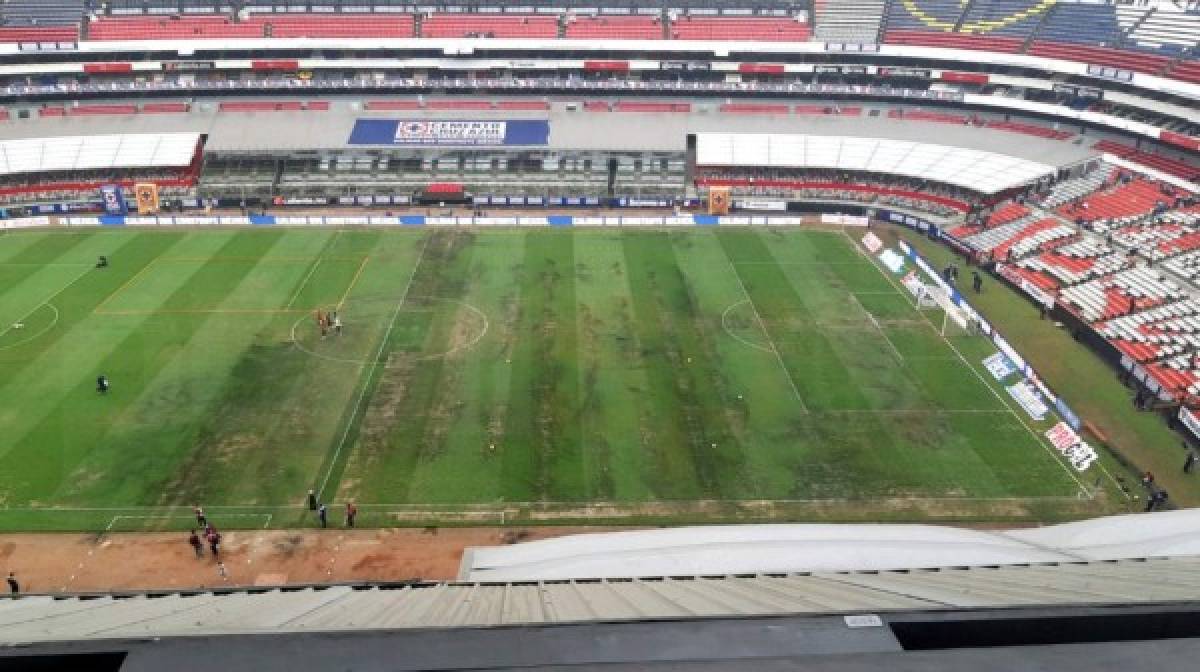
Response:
[0, 226, 1112, 531]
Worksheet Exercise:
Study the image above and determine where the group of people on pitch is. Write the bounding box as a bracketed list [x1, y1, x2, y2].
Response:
[315, 309, 343, 338]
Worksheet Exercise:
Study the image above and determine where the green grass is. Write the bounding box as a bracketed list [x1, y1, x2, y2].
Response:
[0, 227, 1120, 532]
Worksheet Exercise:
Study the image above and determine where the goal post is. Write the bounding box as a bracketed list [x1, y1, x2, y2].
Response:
[918, 285, 973, 337]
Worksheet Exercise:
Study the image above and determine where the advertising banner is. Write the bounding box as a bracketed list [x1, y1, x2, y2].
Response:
[99, 185, 126, 215]
[861, 232, 883, 253]
[348, 119, 551, 146]
[983, 352, 1018, 381]
[134, 183, 160, 215]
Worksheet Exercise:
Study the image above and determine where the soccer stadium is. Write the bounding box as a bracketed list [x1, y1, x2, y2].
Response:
[0, 0, 1197, 668]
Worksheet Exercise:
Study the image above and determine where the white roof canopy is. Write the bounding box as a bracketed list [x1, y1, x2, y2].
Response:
[695, 133, 1056, 194]
[0, 133, 200, 177]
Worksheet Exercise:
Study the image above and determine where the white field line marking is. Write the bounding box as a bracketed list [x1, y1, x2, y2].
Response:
[317, 235, 431, 500]
[285, 230, 341, 309]
[719, 299, 773, 353]
[722, 251, 809, 412]
[286, 257, 325, 309]
[844, 230, 1094, 498]
[0, 303, 58, 351]
[0, 264, 92, 341]
[104, 513, 273, 532]
[848, 291, 904, 363]
[0, 493, 1087, 521]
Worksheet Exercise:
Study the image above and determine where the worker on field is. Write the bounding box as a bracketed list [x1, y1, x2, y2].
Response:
[972, 271, 983, 294]
[96, 375, 109, 394]
[96, 255, 108, 269]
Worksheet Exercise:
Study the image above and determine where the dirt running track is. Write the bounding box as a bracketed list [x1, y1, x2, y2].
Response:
[0, 527, 630, 594]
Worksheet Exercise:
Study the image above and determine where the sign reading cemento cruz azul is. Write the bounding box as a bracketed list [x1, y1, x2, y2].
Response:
[348, 119, 551, 146]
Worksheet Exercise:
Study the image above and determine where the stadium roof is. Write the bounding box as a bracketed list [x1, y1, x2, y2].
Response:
[0, 133, 199, 177]
[695, 133, 1057, 194]
[461, 509, 1200, 581]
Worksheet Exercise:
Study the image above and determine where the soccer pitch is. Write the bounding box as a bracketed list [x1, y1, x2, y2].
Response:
[0, 226, 1101, 531]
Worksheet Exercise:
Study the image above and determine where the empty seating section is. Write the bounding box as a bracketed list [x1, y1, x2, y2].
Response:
[721, 103, 790, 114]
[794, 104, 862, 115]
[888, 109, 969, 124]
[983, 120, 1072, 140]
[1059, 177, 1175, 222]
[0, 0, 84, 29]
[69, 104, 138, 116]
[1026, 42, 1170, 74]
[884, 30, 1025, 52]
[1029, 2, 1121, 46]
[813, 0, 885, 42]
[247, 14, 415, 39]
[959, 0, 1051, 39]
[1017, 240, 1127, 287]
[671, 17, 811, 42]
[1168, 60, 1200, 85]
[89, 16, 263, 40]
[1038, 166, 1114, 210]
[1094, 140, 1200, 182]
[885, 0, 965, 32]
[565, 16, 662, 40]
[986, 202, 1031, 228]
[1059, 267, 1181, 323]
[1122, 7, 1200, 56]
[614, 102, 691, 113]
[0, 26, 78, 42]
[421, 14, 558, 39]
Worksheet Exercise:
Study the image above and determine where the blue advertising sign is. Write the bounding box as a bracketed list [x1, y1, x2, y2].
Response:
[348, 119, 550, 146]
[99, 185, 126, 215]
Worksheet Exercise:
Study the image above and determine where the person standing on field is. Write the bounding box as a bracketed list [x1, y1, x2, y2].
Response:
[194, 506, 206, 528]
[307, 489, 318, 511]
[6, 572, 17, 594]
[345, 502, 357, 528]
[188, 530, 203, 558]
[318, 504, 328, 528]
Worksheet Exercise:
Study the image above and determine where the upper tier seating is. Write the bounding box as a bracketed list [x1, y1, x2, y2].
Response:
[1120, 7, 1200, 56]
[89, 16, 263, 40]
[0, 26, 78, 42]
[421, 14, 558, 39]
[884, 29, 1024, 52]
[671, 16, 811, 41]
[1167, 60, 1200, 85]
[959, 0, 1052, 40]
[813, 0, 886, 42]
[565, 16, 662, 40]
[1033, 2, 1122, 47]
[1026, 41, 1171, 75]
[246, 14, 415, 39]
[0, 0, 84, 28]
[885, 0, 966, 31]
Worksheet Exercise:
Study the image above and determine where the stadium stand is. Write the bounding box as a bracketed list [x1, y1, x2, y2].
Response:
[812, 0, 886, 42]
[564, 15, 663, 40]
[420, 13, 559, 39]
[88, 16, 263, 40]
[0, 0, 83, 29]
[247, 14, 416, 39]
[1093, 140, 1200, 182]
[1120, 6, 1200, 56]
[1033, 1, 1123, 47]
[958, 0, 1051, 39]
[0, 25, 78, 42]
[670, 16, 812, 41]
